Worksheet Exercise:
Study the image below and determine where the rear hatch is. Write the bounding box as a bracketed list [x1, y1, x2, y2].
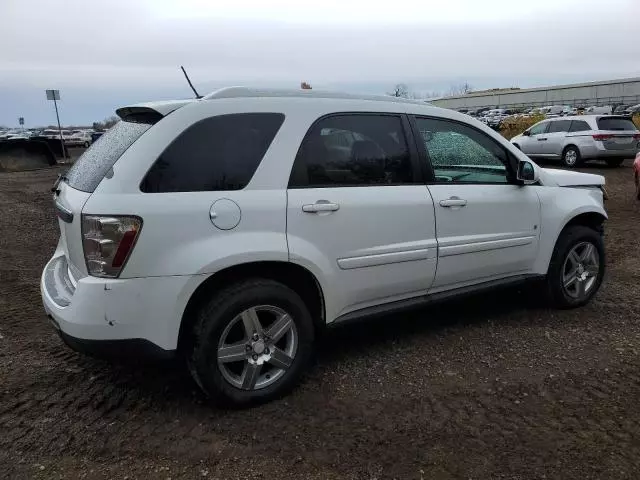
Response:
[52, 100, 192, 277]
[594, 116, 640, 151]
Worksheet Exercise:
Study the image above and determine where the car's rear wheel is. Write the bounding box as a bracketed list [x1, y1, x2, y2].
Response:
[188, 279, 315, 407]
[562, 146, 581, 168]
[605, 158, 623, 167]
[546, 225, 604, 308]
[83, 141, 90, 148]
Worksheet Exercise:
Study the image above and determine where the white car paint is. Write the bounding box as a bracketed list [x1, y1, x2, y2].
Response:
[42, 88, 607, 353]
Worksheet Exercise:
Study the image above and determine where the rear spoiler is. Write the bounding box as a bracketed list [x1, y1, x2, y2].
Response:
[115, 99, 196, 122]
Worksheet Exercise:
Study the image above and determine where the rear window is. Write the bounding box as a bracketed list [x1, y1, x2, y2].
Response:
[140, 113, 284, 193]
[65, 119, 155, 192]
[596, 117, 637, 131]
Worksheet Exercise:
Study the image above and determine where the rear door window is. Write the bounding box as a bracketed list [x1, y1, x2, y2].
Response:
[141, 113, 285, 192]
[596, 117, 638, 131]
[547, 120, 571, 133]
[65, 118, 156, 192]
[569, 120, 591, 132]
[289, 114, 416, 187]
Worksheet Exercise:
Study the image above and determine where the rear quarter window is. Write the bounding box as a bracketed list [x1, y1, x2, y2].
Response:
[597, 117, 637, 131]
[65, 119, 155, 193]
[140, 113, 284, 193]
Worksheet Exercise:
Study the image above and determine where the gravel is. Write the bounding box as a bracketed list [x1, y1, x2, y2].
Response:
[1, 160, 639, 479]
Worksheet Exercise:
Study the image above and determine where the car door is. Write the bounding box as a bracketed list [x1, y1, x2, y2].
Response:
[412, 116, 541, 291]
[543, 119, 572, 158]
[520, 120, 550, 156]
[287, 113, 438, 320]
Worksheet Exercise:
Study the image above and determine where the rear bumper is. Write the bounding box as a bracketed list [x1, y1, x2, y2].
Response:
[580, 143, 639, 160]
[48, 315, 174, 361]
[41, 251, 203, 356]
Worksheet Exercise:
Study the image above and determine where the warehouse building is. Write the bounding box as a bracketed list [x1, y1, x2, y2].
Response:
[430, 77, 640, 110]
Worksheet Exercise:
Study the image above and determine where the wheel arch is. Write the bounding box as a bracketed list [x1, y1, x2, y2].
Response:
[559, 210, 607, 235]
[177, 261, 325, 353]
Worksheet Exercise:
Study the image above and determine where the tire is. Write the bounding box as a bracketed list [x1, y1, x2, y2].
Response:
[188, 279, 315, 407]
[605, 158, 623, 167]
[513, 144, 521, 150]
[83, 141, 90, 148]
[546, 225, 605, 309]
[562, 146, 581, 168]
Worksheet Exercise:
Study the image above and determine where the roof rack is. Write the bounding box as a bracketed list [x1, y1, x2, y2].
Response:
[202, 86, 429, 105]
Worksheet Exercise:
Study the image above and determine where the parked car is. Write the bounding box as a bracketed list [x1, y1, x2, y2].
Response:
[613, 104, 630, 115]
[66, 131, 92, 147]
[585, 106, 613, 115]
[634, 152, 640, 200]
[90, 131, 104, 143]
[511, 115, 640, 168]
[43, 87, 608, 406]
[624, 104, 640, 115]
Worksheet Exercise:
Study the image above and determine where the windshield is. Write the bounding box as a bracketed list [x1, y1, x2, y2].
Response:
[65, 119, 155, 192]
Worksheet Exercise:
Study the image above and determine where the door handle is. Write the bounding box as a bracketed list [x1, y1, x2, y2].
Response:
[302, 200, 340, 213]
[439, 197, 467, 208]
[537, 137, 548, 141]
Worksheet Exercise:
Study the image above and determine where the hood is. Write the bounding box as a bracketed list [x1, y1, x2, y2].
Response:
[539, 168, 605, 187]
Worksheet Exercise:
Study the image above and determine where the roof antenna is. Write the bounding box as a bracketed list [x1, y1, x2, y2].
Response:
[180, 66, 202, 99]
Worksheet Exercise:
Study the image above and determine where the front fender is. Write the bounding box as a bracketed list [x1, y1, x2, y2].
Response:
[533, 186, 607, 274]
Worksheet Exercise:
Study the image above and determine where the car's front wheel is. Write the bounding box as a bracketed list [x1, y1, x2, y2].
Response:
[188, 279, 315, 407]
[546, 225, 605, 308]
[562, 146, 581, 168]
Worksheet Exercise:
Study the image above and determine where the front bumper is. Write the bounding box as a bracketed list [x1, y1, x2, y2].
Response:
[41, 252, 202, 357]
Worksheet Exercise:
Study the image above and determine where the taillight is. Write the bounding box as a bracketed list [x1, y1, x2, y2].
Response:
[82, 215, 142, 278]
[592, 134, 613, 141]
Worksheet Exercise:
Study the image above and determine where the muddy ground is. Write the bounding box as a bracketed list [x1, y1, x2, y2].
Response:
[1, 161, 639, 479]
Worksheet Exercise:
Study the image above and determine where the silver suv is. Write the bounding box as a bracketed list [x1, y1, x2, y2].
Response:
[511, 115, 640, 168]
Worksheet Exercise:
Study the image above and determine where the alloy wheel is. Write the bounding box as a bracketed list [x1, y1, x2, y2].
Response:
[564, 149, 578, 166]
[217, 305, 298, 391]
[562, 241, 600, 299]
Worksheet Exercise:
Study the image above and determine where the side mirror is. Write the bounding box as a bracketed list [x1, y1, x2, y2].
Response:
[522, 130, 531, 136]
[517, 160, 538, 185]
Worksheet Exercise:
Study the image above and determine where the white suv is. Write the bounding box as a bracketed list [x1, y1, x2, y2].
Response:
[42, 87, 608, 406]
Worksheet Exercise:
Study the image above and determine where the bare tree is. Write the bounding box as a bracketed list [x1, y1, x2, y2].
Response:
[448, 82, 474, 96]
[389, 83, 410, 98]
[300, 81, 312, 90]
[103, 116, 119, 129]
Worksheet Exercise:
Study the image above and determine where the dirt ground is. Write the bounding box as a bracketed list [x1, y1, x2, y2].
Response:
[1, 161, 639, 480]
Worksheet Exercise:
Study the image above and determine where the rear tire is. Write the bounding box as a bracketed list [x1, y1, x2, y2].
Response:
[188, 279, 315, 407]
[546, 225, 605, 309]
[562, 146, 581, 168]
[605, 158, 623, 167]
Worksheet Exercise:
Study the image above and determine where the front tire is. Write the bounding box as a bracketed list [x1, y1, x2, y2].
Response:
[188, 279, 315, 407]
[562, 146, 581, 168]
[546, 225, 605, 308]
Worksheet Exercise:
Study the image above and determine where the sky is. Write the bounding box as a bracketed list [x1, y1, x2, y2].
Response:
[0, 0, 638, 127]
